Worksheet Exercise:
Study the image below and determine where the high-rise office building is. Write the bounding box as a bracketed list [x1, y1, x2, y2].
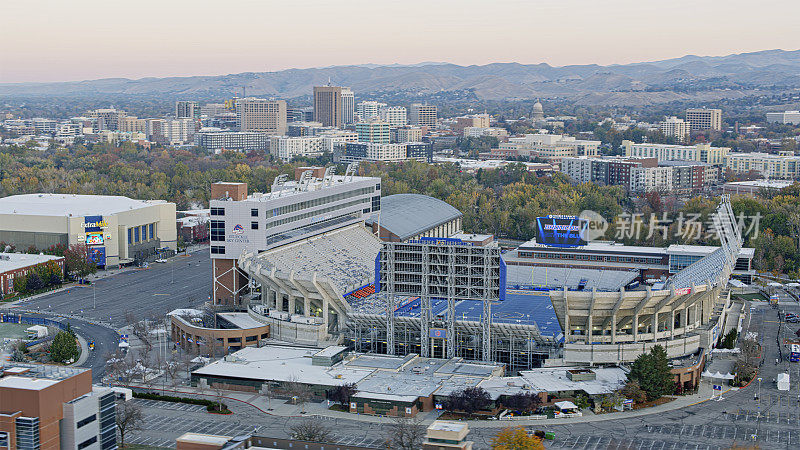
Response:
[341, 88, 355, 125]
[176, 101, 199, 119]
[236, 98, 287, 135]
[685, 108, 722, 131]
[356, 121, 391, 144]
[313, 86, 343, 128]
[409, 103, 437, 128]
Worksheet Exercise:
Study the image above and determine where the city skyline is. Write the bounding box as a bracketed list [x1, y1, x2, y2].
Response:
[1, 0, 799, 83]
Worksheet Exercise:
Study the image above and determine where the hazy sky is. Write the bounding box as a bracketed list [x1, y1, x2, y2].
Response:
[1, 0, 798, 83]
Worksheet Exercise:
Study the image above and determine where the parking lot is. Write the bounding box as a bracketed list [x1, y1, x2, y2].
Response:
[131, 398, 208, 413]
[549, 435, 726, 450]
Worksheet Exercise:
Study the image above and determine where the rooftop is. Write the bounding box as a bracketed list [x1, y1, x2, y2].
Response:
[0, 193, 168, 216]
[0, 376, 60, 391]
[233, 175, 378, 202]
[176, 433, 232, 446]
[518, 366, 627, 396]
[371, 194, 462, 241]
[216, 312, 267, 330]
[0, 253, 62, 273]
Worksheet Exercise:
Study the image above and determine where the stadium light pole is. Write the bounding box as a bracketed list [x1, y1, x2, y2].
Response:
[93, 284, 96, 310]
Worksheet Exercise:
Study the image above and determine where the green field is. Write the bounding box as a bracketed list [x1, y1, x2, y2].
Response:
[733, 292, 768, 302]
[0, 323, 29, 340]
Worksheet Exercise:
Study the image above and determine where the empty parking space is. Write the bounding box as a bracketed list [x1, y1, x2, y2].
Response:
[132, 398, 208, 412]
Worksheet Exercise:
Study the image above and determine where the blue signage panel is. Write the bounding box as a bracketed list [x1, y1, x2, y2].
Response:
[374, 252, 381, 294]
[88, 247, 106, 267]
[430, 328, 447, 339]
[536, 216, 587, 248]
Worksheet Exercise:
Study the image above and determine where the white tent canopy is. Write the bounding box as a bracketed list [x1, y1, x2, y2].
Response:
[554, 400, 579, 411]
[701, 370, 735, 380]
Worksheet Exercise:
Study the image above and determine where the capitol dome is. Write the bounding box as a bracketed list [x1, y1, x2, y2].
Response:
[532, 99, 544, 120]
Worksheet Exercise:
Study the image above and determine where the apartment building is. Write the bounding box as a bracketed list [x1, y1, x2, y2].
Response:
[117, 116, 147, 134]
[561, 156, 714, 194]
[392, 126, 423, 143]
[196, 131, 270, 153]
[236, 98, 287, 135]
[355, 101, 386, 122]
[454, 114, 491, 134]
[162, 118, 197, 145]
[409, 104, 437, 129]
[463, 127, 508, 138]
[379, 106, 407, 127]
[622, 140, 729, 165]
[0, 364, 116, 450]
[269, 136, 325, 161]
[658, 116, 690, 142]
[176, 101, 200, 119]
[355, 121, 391, 144]
[87, 109, 125, 131]
[685, 108, 722, 131]
[501, 134, 600, 161]
[766, 111, 800, 125]
[725, 151, 800, 179]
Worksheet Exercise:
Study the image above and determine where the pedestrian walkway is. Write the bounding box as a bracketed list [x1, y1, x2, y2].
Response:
[121, 377, 740, 428]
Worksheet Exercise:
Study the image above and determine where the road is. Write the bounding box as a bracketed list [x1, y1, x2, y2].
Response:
[3, 250, 211, 382]
[11, 251, 210, 326]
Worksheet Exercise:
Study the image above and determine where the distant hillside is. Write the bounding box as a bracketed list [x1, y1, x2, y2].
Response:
[1, 49, 799, 106]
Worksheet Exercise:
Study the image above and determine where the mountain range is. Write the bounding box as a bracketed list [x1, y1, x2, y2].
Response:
[2, 49, 800, 106]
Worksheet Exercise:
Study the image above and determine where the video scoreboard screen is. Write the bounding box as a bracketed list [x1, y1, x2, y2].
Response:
[535, 215, 587, 247]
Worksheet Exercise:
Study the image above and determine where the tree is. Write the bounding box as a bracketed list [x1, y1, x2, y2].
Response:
[491, 426, 544, 450]
[327, 383, 357, 405]
[501, 391, 542, 413]
[116, 400, 144, 448]
[445, 386, 492, 414]
[285, 376, 312, 413]
[384, 414, 425, 450]
[627, 345, 674, 401]
[50, 330, 79, 363]
[25, 273, 44, 292]
[290, 420, 332, 442]
[620, 380, 647, 404]
[63, 243, 97, 278]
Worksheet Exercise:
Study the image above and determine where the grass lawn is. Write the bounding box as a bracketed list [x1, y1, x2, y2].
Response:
[0, 323, 29, 340]
[733, 292, 768, 302]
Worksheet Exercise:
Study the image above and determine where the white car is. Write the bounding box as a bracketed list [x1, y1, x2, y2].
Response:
[155, 258, 167, 263]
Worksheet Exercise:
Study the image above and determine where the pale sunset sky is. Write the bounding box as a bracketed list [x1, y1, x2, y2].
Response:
[1, 0, 798, 83]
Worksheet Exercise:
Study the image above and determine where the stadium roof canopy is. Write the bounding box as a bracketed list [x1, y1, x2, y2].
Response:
[371, 194, 462, 241]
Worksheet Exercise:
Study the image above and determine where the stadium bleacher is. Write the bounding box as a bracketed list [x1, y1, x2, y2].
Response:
[256, 224, 381, 294]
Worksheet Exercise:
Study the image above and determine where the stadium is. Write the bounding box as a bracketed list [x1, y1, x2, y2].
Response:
[219, 168, 742, 374]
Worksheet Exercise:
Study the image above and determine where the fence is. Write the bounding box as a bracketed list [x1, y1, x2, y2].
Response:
[1, 313, 70, 348]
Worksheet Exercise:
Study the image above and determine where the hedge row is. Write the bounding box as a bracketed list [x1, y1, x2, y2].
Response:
[133, 391, 217, 407]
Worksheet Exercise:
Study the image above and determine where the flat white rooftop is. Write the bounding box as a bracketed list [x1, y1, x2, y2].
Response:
[0, 193, 167, 216]
[216, 312, 267, 330]
[518, 366, 627, 396]
[176, 433, 231, 446]
[428, 421, 468, 432]
[0, 253, 62, 274]
[0, 376, 59, 391]
[237, 175, 378, 202]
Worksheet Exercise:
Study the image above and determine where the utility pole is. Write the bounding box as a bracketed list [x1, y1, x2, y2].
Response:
[93, 284, 96, 309]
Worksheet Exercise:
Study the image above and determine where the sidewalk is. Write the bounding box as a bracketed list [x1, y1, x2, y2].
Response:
[121, 378, 740, 427]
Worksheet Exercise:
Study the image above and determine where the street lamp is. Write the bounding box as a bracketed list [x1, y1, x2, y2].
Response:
[755, 377, 762, 400]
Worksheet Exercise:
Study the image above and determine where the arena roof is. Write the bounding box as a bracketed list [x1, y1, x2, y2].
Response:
[370, 194, 462, 241]
[0, 193, 167, 216]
